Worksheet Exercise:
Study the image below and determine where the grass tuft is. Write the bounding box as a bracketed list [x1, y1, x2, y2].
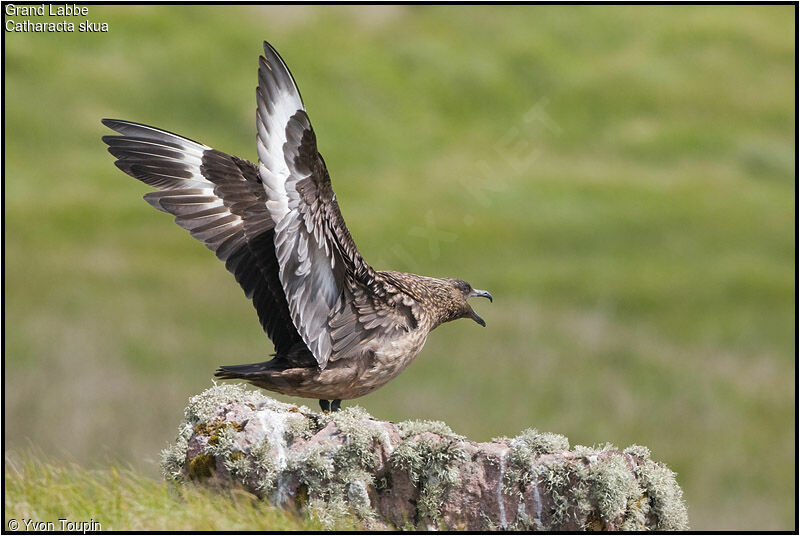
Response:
[3, 454, 338, 531]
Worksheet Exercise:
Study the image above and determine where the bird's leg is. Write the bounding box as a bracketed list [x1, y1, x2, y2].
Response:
[319, 399, 330, 412]
[331, 399, 342, 412]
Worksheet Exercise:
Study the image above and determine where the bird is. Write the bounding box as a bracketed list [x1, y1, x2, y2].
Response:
[102, 41, 492, 412]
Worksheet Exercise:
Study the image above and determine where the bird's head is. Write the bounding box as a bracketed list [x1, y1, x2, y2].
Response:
[439, 278, 493, 328]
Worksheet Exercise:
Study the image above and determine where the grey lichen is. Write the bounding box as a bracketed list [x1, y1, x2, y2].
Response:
[284, 412, 313, 440]
[499, 430, 685, 531]
[623, 444, 652, 461]
[573, 444, 596, 457]
[159, 383, 310, 484]
[501, 427, 571, 508]
[192, 418, 253, 483]
[183, 382, 266, 425]
[583, 453, 642, 527]
[636, 460, 690, 530]
[206, 423, 238, 457]
[506, 428, 570, 457]
[620, 491, 651, 531]
[160, 421, 193, 481]
[391, 421, 467, 525]
[250, 438, 278, 493]
[573, 442, 616, 457]
[326, 406, 385, 471]
[539, 458, 576, 528]
[162, 385, 689, 531]
[289, 442, 334, 489]
[397, 419, 464, 440]
[347, 480, 372, 511]
[284, 406, 389, 528]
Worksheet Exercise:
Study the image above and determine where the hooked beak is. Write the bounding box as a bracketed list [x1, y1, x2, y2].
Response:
[470, 289, 493, 303]
[468, 289, 492, 327]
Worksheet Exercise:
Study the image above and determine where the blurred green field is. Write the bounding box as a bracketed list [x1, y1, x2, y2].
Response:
[4, 5, 795, 530]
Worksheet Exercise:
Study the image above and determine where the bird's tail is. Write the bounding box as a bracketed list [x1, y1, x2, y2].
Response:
[214, 361, 275, 380]
[215, 359, 320, 399]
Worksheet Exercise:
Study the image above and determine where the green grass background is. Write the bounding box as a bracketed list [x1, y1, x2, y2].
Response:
[4, 5, 795, 530]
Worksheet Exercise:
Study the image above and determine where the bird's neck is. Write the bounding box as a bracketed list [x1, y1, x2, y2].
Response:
[379, 271, 461, 329]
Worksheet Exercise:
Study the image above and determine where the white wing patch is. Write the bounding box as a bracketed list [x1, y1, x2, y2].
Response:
[257, 48, 304, 226]
[255, 42, 340, 369]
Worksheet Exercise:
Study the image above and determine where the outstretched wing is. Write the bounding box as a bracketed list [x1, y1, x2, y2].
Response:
[255, 42, 414, 369]
[101, 119, 313, 365]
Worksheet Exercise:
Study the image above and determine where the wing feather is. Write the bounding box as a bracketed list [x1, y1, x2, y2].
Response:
[254, 42, 416, 369]
[102, 118, 312, 364]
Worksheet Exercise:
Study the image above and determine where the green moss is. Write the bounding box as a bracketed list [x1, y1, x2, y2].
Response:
[188, 453, 216, 480]
[199, 422, 257, 487]
[194, 419, 218, 437]
[163, 385, 273, 486]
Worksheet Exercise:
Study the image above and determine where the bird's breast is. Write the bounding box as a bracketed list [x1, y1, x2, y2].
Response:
[352, 328, 430, 396]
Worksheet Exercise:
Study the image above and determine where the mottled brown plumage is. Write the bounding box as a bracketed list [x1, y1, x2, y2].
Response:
[102, 42, 491, 410]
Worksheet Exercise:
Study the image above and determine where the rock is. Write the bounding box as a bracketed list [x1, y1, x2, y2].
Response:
[161, 384, 689, 530]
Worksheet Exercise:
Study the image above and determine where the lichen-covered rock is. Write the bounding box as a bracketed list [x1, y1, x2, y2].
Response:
[161, 384, 689, 530]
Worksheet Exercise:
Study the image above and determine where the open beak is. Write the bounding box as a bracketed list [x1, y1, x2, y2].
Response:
[470, 309, 486, 327]
[468, 289, 492, 327]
